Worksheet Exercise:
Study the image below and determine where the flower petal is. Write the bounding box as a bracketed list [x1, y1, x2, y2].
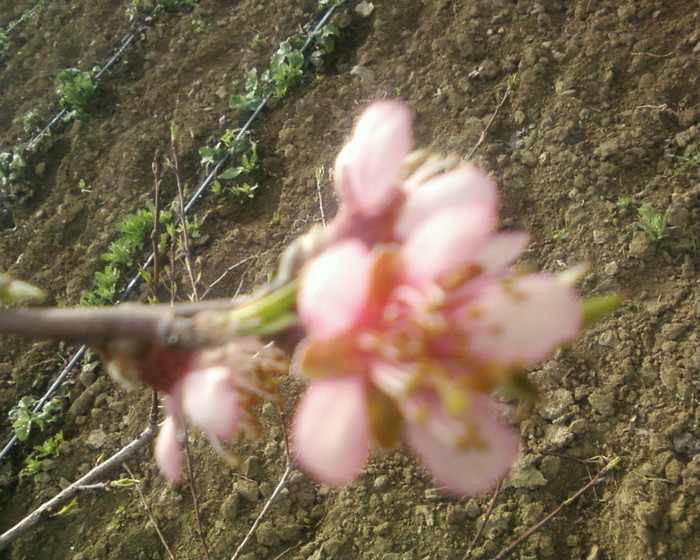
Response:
[400, 202, 496, 285]
[181, 366, 239, 440]
[405, 395, 519, 496]
[475, 232, 530, 270]
[395, 166, 498, 239]
[155, 416, 183, 483]
[298, 240, 372, 339]
[464, 274, 582, 366]
[335, 100, 412, 211]
[292, 376, 370, 485]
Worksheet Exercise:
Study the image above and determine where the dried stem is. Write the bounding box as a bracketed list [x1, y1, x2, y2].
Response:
[183, 431, 213, 560]
[151, 149, 164, 298]
[229, 411, 294, 560]
[461, 480, 503, 560]
[465, 80, 513, 161]
[171, 132, 200, 301]
[492, 457, 620, 560]
[0, 421, 156, 551]
[124, 462, 177, 560]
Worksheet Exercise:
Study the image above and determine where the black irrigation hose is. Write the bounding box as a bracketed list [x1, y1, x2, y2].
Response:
[0, 4, 338, 465]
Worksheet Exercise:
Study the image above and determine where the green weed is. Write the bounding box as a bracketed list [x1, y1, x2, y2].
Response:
[636, 203, 667, 242]
[20, 432, 64, 480]
[22, 108, 41, 134]
[9, 397, 61, 441]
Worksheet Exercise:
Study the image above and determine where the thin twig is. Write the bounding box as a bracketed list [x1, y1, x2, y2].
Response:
[0, 422, 156, 551]
[462, 480, 503, 560]
[124, 462, 176, 560]
[491, 457, 621, 560]
[183, 431, 213, 560]
[151, 149, 164, 298]
[230, 411, 294, 560]
[466, 80, 513, 161]
[315, 165, 327, 228]
[171, 132, 200, 301]
[200, 256, 256, 299]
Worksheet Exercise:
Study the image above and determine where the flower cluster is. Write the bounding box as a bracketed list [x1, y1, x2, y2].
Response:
[290, 100, 582, 495]
[108, 337, 286, 483]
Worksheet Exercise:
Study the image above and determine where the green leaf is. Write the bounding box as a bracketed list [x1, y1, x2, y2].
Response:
[582, 293, 626, 326]
[218, 167, 243, 180]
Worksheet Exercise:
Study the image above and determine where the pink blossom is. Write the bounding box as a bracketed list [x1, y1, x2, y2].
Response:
[291, 100, 582, 495]
[136, 338, 285, 482]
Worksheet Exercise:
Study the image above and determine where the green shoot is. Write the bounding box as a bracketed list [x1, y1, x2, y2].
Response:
[22, 108, 41, 134]
[636, 203, 667, 242]
[9, 397, 61, 441]
[77, 179, 92, 194]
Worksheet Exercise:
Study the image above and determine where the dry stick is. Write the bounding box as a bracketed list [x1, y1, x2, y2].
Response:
[230, 415, 295, 560]
[151, 149, 164, 298]
[491, 457, 621, 560]
[0, 421, 156, 551]
[315, 165, 327, 228]
[461, 480, 503, 560]
[124, 462, 177, 560]
[171, 133, 200, 301]
[182, 431, 213, 560]
[465, 83, 513, 161]
[200, 256, 256, 299]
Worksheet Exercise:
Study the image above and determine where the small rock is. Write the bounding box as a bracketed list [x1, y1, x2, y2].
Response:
[350, 65, 376, 90]
[480, 59, 500, 80]
[507, 459, 547, 489]
[255, 520, 280, 547]
[242, 455, 263, 479]
[355, 1, 374, 17]
[234, 478, 259, 503]
[86, 429, 108, 449]
[588, 390, 616, 417]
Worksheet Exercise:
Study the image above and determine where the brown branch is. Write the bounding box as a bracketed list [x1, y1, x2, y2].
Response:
[171, 131, 200, 301]
[462, 480, 503, 560]
[124, 462, 176, 560]
[183, 431, 212, 560]
[0, 421, 156, 551]
[151, 149, 164, 298]
[491, 457, 620, 560]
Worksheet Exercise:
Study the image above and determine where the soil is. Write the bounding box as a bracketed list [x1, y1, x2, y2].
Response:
[0, 1, 698, 559]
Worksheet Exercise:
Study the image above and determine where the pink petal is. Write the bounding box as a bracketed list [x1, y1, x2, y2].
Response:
[475, 232, 530, 270]
[405, 395, 519, 496]
[395, 166, 498, 239]
[400, 203, 496, 285]
[155, 416, 183, 483]
[464, 274, 582, 366]
[298, 240, 372, 339]
[181, 366, 239, 440]
[292, 376, 370, 485]
[335, 100, 412, 211]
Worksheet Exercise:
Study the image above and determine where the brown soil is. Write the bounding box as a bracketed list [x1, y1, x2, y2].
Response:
[0, 1, 698, 559]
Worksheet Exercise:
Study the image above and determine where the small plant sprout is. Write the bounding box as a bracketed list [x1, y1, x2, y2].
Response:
[616, 197, 632, 209]
[636, 203, 667, 242]
[191, 18, 206, 34]
[22, 108, 41, 134]
[77, 179, 92, 193]
[9, 397, 61, 441]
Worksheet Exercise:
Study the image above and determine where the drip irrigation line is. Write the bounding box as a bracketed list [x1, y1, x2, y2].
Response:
[3, 1, 47, 37]
[0, 4, 338, 465]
